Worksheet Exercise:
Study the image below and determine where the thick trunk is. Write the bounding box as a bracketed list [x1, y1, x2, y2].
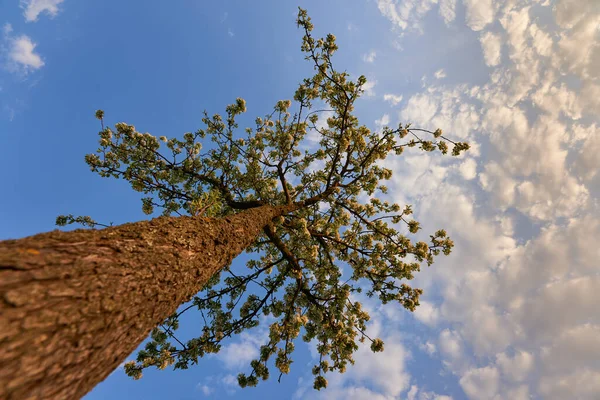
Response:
[0, 204, 291, 400]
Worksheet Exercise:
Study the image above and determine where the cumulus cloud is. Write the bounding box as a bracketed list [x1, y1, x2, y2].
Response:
[294, 346, 411, 399]
[362, 79, 377, 97]
[294, 304, 412, 399]
[538, 369, 600, 400]
[458, 158, 477, 180]
[198, 384, 213, 396]
[375, 113, 390, 127]
[438, 0, 456, 26]
[20, 0, 64, 22]
[495, 351, 534, 382]
[296, 1, 599, 399]
[368, 0, 600, 399]
[420, 341, 437, 356]
[220, 374, 238, 395]
[479, 31, 502, 66]
[413, 301, 440, 327]
[377, 0, 439, 32]
[462, 0, 495, 31]
[4, 33, 45, 73]
[529, 23, 553, 57]
[383, 93, 403, 105]
[363, 50, 376, 63]
[3, 23, 13, 35]
[407, 385, 454, 400]
[554, 0, 600, 80]
[438, 329, 468, 373]
[434, 69, 446, 79]
[400, 93, 439, 126]
[196, 373, 238, 396]
[376, 0, 497, 35]
[459, 366, 499, 400]
[531, 82, 582, 119]
[214, 320, 272, 371]
[216, 331, 263, 369]
[573, 128, 600, 181]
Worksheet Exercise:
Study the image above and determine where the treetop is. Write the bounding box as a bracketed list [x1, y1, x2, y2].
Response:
[58, 7, 469, 391]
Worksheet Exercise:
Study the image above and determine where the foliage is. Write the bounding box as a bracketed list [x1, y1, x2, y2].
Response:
[57, 8, 468, 391]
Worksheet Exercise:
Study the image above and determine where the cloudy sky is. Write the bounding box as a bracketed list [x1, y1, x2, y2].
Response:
[1, 0, 598, 399]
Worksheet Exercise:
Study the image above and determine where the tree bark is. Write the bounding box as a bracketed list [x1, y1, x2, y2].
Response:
[0, 204, 292, 400]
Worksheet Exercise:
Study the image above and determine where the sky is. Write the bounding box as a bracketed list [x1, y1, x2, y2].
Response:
[1, 0, 599, 399]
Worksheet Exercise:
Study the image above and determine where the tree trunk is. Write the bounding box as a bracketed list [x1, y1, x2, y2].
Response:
[0, 204, 291, 400]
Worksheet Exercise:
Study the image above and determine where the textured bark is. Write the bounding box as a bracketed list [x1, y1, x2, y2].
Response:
[0, 204, 293, 400]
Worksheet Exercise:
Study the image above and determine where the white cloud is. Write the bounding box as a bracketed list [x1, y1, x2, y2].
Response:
[377, 0, 439, 32]
[529, 23, 553, 57]
[306, 385, 393, 400]
[478, 102, 589, 220]
[383, 93, 403, 105]
[377, 0, 409, 30]
[216, 329, 265, 370]
[540, 325, 600, 376]
[438, 329, 466, 372]
[314, 1, 600, 399]
[505, 385, 530, 400]
[294, 341, 411, 400]
[362, 79, 377, 97]
[459, 366, 499, 400]
[363, 50, 376, 63]
[407, 385, 419, 400]
[399, 87, 480, 140]
[413, 301, 440, 326]
[198, 384, 213, 396]
[434, 69, 446, 79]
[217, 340, 257, 369]
[531, 81, 582, 119]
[496, 351, 534, 382]
[574, 129, 600, 181]
[400, 93, 438, 126]
[4, 105, 17, 122]
[438, 0, 457, 25]
[579, 82, 600, 117]
[6, 34, 45, 73]
[420, 341, 437, 355]
[458, 158, 477, 180]
[538, 369, 600, 400]
[500, 6, 531, 57]
[408, 385, 454, 400]
[3, 23, 13, 35]
[375, 113, 390, 127]
[295, 306, 412, 399]
[555, 0, 600, 80]
[20, 0, 64, 22]
[196, 374, 238, 396]
[516, 276, 600, 341]
[335, 336, 411, 397]
[374, 1, 599, 397]
[462, 0, 495, 31]
[479, 31, 502, 66]
[376, 0, 463, 33]
[221, 374, 237, 386]
[220, 374, 238, 395]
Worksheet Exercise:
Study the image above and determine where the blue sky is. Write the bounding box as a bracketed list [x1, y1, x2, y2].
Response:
[1, 1, 599, 399]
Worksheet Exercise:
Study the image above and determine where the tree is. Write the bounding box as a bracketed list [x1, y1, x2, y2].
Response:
[0, 8, 468, 400]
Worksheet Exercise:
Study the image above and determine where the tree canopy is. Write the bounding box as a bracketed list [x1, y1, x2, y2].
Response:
[58, 8, 469, 390]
